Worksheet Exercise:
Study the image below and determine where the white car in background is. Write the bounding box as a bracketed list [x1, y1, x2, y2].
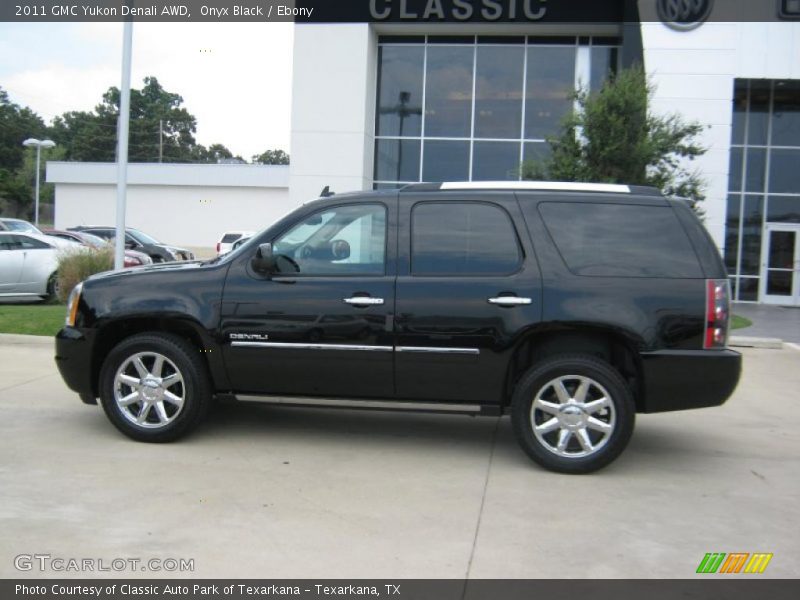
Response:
[0, 217, 42, 234]
[216, 231, 254, 256]
[0, 232, 81, 300]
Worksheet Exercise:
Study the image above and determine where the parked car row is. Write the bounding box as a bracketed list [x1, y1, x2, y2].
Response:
[44, 229, 153, 268]
[69, 227, 195, 263]
[1, 217, 192, 301]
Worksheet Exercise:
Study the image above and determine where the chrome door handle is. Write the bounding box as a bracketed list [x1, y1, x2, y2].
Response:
[344, 297, 384, 306]
[488, 296, 532, 306]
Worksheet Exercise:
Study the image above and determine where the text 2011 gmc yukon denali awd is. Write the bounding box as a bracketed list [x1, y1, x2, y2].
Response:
[55, 182, 741, 473]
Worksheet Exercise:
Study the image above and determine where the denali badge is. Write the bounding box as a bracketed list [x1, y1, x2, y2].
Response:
[230, 333, 270, 341]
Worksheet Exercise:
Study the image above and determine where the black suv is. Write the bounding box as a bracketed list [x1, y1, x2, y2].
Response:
[68, 226, 194, 262]
[55, 182, 741, 473]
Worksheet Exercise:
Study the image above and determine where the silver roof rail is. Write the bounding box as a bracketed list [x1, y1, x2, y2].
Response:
[437, 181, 632, 193]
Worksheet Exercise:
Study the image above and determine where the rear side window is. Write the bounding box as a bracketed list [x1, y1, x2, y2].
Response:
[538, 202, 702, 278]
[221, 233, 241, 243]
[412, 202, 521, 276]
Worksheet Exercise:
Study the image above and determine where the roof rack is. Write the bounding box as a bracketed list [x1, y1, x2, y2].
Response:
[400, 181, 662, 195]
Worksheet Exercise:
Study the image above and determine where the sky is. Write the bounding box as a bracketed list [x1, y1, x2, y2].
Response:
[0, 22, 294, 159]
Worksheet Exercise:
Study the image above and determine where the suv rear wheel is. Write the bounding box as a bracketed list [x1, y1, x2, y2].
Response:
[99, 333, 211, 442]
[511, 355, 635, 474]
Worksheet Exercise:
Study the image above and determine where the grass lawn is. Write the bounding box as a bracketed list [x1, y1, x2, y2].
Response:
[731, 314, 752, 330]
[0, 304, 65, 336]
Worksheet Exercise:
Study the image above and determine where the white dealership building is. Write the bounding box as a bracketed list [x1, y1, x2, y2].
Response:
[50, 0, 800, 304]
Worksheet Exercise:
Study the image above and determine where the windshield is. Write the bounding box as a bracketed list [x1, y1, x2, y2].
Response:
[3, 220, 41, 234]
[128, 228, 161, 245]
[78, 232, 107, 248]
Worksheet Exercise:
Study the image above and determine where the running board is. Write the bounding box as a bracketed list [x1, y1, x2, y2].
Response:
[235, 395, 484, 414]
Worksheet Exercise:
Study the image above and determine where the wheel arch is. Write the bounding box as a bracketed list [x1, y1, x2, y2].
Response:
[503, 327, 645, 412]
[90, 316, 227, 398]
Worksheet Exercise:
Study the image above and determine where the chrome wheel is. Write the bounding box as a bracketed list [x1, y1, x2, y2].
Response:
[113, 351, 185, 429]
[530, 375, 616, 459]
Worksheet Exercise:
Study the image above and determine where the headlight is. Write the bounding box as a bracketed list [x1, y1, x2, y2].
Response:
[65, 282, 83, 327]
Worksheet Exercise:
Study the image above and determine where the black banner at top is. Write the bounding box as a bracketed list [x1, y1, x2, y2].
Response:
[0, 0, 796, 23]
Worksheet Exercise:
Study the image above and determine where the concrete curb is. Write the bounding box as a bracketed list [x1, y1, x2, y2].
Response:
[729, 336, 784, 349]
[0, 333, 53, 346]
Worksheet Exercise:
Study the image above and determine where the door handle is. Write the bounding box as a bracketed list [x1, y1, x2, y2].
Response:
[344, 297, 384, 306]
[488, 296, 532, 306]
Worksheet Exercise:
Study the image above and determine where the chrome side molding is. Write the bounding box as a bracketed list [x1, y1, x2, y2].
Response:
[231, 341, 480, 355]
[236, 395, 482, 413]
[395, 346, 480, 355]
[231, 341, 393, 352]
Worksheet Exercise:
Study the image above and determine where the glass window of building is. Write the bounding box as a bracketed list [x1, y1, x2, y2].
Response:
[374, 36, 619, 189]
[725, 79, 800, 303]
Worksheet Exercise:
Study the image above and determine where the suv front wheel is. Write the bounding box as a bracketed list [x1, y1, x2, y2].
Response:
[511, 355, 635, 474]
[99, 333, 211, 442]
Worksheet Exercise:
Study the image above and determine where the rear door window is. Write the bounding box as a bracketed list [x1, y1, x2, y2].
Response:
[411, 202, 522, 276]
[538, 202, 702, 278]
[221, 233, 241, 243]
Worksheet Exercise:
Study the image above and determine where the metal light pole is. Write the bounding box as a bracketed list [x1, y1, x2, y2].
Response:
[22, 138, 56, 226]
[114, 19, 133, 271]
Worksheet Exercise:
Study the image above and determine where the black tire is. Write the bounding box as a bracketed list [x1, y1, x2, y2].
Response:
[44, 272, 60, 303]
[99, 333, 211, 442]
[511, 354, 635, 474]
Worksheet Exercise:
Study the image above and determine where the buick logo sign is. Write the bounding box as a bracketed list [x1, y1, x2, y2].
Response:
[657, 0, 714, 31]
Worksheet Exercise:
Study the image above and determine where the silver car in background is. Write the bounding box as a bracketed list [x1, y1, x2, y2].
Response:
[0, 232, 81, 300]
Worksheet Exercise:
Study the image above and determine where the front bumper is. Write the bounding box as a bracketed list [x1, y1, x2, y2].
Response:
[639, 349, 742, 413]
[54, 327, 97, 404]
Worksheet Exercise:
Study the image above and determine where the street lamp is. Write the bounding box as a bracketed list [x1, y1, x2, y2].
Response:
[22, 138, 56, 226]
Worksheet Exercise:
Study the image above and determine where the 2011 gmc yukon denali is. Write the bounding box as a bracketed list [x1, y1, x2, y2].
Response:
[55, 182, 741, 473]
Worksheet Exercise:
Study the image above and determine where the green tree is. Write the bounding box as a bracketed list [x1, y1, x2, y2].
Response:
[0, 87, 47, 170]
[0, 87, 48, 217]
[191, 143, 244, 163]
[50, 109, 116, 162]
[51, 77, 210, 163]
[252, 149, 289, 165]
[521, 66, 707, 204]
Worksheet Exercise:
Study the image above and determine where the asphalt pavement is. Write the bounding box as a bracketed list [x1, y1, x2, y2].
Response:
[0, 337, 798, 579]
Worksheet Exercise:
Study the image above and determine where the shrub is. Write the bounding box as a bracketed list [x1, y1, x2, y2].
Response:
[56, 246, 113, 303]
[521, 65, 708, 207]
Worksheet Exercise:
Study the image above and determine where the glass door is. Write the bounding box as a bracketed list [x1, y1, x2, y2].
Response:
[761, 224, 800, 306]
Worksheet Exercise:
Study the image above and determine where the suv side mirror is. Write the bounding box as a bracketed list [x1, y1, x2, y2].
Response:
[124, 240, 137, 250]
[251, 243, 276, 274]
[330, 239, 350, 261]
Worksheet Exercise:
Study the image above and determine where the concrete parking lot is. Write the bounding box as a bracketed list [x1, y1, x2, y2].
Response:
[0, 338, 798, 579]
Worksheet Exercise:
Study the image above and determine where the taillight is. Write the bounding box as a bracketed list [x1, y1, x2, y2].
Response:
[216, 242, 221, 253]
[704, 279, 730, 349]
